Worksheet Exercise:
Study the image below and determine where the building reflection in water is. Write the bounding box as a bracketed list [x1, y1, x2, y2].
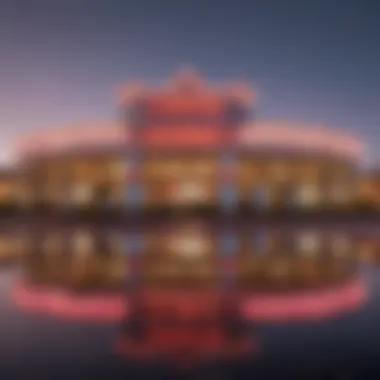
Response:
[356, 229, 380, 265]
[11, 223, 370, 314]
[0, 224, 30, 265]
[7, 221, 372, 375]
[12, 225, 126, 321]
[116, 291, 256, 372]
[24, 226, 126, 290]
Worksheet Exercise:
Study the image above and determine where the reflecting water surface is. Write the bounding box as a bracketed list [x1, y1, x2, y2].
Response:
[1, 223, 380, 379]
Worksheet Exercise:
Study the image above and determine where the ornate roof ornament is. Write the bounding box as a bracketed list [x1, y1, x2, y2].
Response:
[168, 66, 205, 94]
[116, 67, 256, 105]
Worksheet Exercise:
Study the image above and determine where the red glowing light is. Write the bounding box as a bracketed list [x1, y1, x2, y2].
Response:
[241, 277, 366, 322]
[12, 277, 366, 323]
[12, 283, 125, 322]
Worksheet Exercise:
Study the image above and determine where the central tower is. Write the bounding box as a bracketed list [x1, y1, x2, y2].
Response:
[117, 67, 255, 212]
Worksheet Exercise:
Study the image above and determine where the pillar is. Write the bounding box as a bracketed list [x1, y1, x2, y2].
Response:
[219, 227, 238, 289]
[125, 229, 142, 287]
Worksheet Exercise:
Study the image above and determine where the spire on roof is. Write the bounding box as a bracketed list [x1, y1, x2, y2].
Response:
[171, 66, 204, 93]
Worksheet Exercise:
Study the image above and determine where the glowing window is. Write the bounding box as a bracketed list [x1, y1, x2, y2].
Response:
[297, 184, 320, 206]
[171, 181, 207, 203]
[168, 233, 209, 259]
[297, 232, 320, 257]
[70, 183, 93, 204]
[72, 231, 93, 257]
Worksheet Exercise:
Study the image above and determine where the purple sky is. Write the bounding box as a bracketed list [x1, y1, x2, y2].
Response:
[0, 0, 379, 165]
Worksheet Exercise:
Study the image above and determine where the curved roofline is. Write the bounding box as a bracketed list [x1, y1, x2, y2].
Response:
[249, 119, 364, 141]
[13, 119, 366, 162]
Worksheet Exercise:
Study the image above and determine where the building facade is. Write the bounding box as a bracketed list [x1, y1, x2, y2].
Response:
[13, 69, 365, 214]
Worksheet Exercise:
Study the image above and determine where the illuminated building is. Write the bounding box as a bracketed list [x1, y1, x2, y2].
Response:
[10, 68, 369, 323]
[13, 68, 365, 215]
[12, 222, 367, 322]
[237, 227, 357, 290]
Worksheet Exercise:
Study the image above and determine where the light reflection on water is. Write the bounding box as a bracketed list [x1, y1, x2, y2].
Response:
[0, 269, 123, 379]
[0, 267, 376, 379]
[1, 225, 380, 378]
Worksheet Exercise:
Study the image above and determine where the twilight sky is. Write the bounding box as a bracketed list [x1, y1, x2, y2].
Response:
[0, 0, 379, 165]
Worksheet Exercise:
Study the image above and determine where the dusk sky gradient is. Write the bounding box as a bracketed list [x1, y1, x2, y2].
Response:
[0, 0, 379, 165]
